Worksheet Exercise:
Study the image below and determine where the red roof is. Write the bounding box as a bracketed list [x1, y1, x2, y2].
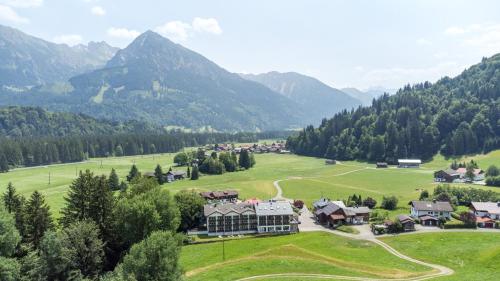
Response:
[455, 168, 482, 175]
[245, 198, 261, 204]
[476, 216, 495, 223]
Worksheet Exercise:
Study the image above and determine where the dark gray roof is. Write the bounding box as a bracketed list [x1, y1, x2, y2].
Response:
[200, 190, 238, 199]
[410, 201, 453, 212]
[397, 214, 414, 223]
[204, 203, 254, 216]
[344, 206, 371, 215]
[313, 198, 329, 209]
[314, 202, 341, 216]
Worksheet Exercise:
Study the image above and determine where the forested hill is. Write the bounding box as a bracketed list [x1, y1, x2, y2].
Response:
[0, 106, 160, 137]
[287, 54, 500, 163]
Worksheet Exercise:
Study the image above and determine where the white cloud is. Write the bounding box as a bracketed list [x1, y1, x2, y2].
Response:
[53, 34, 83, 46]
[0, 4, 28, 23]
[0, 0, 42, 8]
[444, 23, 500, 54]
[155, 20, 191, 42]
[91, 5, 105, 16]
[192, 17, 222, 35]
[107, 27, 140, 39]
[416, 38, 432, 46]
[361, 62, 466, 88]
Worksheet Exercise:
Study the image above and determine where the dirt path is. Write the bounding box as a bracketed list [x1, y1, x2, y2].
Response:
[252, 180, 456, 281]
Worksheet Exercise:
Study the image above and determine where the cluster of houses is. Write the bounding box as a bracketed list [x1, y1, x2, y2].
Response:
[312, 198, 371, 227]
[434, 168, 485, 183]
[212, 142, 290, 154]
[199, 190, 299, 236]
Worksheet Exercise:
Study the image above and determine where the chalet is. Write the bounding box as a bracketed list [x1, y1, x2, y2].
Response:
[376, 162, 388, 168]
[470, 202, 500, 221]
[397, 215, 415, 231]
[314, 202, 370, 227]
[325, 159, 336, 165]
[398, 159, 421, 168]
[200, 190, 238, 203]
[166, 171, 186, 182]
[315, 202, 342, 225]
[434, 169, 460, 183]
[410, 200, 453, 226]
[313, 198, 330, 210]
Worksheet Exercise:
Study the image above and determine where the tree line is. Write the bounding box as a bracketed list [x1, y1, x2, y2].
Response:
[1, 170, 208, 280]
[287, 54, 500, 163]
[0, 131, 277, 173]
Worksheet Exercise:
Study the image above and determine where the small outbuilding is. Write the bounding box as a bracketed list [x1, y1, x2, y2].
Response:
[398, 159, 422, 168]
[376, 162, 388, 168]
[397, 215, 415, 231]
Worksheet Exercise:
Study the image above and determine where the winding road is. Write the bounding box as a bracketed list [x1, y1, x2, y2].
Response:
[250, 176, 456, 281]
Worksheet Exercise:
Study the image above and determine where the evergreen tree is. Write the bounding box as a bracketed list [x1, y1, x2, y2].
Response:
[486, 165, 500, 177]
[191, 165, 199, 180]
[60, 170, 95, 227]
[126, 164, 140, 182]
[108, 168, 120, 191]
[25, 191, 53, 249]
[2, 182, 20, 214]
[0, 151, 9, 173]
[154, 164, 164, 185]
[238, 149, 251, 169]
[186, 166, 191, 178]
[119, 181, 128, 193]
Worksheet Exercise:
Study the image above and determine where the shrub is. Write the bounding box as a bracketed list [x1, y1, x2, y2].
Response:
[362, 197, 377, 209]
[381, 196, 398, 210]
[485, 176, 500, 187]
[293, 200, 304, 209]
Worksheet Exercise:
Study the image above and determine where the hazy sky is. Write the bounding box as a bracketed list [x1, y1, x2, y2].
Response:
[1, 0, 500, 89]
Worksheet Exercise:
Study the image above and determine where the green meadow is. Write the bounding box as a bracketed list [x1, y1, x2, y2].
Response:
[381, 232, 500, 281]
[0, 150, 499, 217]
[180, 232, 432, 281]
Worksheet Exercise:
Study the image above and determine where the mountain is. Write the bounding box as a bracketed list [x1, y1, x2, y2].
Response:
[0, 24, 118, 88]
[64, 31, 303, 131]
[340, 88, 375, 106]
[241, 71, 362, 123]
[288, 54, 500, 162]
[0, 106, 160, 138]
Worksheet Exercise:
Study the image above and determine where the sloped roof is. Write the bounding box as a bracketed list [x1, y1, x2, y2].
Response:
[314, 202, 341, 216]
[398, 159, 422, 164]
[397, 214, 414, 223]
[204, 202, 254, 216]
[470, 202, 500, 214]
[410, 200, 453, 212]
[255, 201, 293, 216]
[313, 198, 330, 209]
[200, 190, 238, 199]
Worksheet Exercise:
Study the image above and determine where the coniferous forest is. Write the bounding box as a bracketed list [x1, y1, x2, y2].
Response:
[287, 54, 500, 162]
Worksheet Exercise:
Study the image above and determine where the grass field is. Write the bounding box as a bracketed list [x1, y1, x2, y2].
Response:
[180, 232, 432, 281]
[381, 232, 500, 281]
[1, 150, 499, 217]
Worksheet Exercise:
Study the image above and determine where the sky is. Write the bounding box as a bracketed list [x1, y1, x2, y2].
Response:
[1, 0, 500, 90]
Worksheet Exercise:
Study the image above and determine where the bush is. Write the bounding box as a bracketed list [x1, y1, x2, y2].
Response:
[451, 212, 461, 220]
[362, 197, 377, 209]
[485, 176, 500, 187]
[381, 196, 398, 210]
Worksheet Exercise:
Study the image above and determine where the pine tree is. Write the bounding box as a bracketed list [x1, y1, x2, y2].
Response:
[238, 149, 251, 169]
[191, 165, 199, 180]
[187, 166, 191, 178]
[60, 170, 95, 227]
[0, 151, 9, 173]
[127, 164, 140, 182]
[154, 164, 164, 185]
[25, 191, 53, 249]
[108, 168, 120, 191]
[119, 181, 128, 193]
[89, 175, 115, 237]
[2, 182, 20, 213]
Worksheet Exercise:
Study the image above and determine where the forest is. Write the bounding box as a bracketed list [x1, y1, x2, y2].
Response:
[287, 54, 500, 163]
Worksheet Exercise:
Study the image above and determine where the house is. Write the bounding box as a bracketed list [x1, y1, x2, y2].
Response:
[376, 162, 388, 168]
[409, 200, 453, 226]
[313, 198, 330, 210]
[470, 202, 500, 220]
[200, 190, 238, 203]
[314, 201, 370, 227]
[342, 206, 371, 224]
[434, 169, 460, 183]
[325, 159, 336, 165]
[204, 203, 258, 236]
[203, 200, 298, 236]
[397, 215, 415, 231]
[398, 159, 422, 168]
[315, 202, 342, 225]
[255, 200, 298, 233]
[455, 168, 485, 181]
[166, 171, 186, 182]
[475, 216, 496, 228]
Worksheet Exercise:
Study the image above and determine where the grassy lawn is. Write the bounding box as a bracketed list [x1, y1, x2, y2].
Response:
[1, 150, 499, 217]
[180, 232, 432, 281]
[381, 232, 500, 280]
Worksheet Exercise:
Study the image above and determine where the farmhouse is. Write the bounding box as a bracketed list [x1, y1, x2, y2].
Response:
[455, 168, 485, 181]
[470, 201, 500, 222]
[410, 200, 453, 226]
[398, 159, 421, 168]
[397, 215, 415, 231]
[200, 190, 238, 203]
[166, 170, 186, 182]
[314, 201, 370, 227]
[203, 200, 298, 236]
[434, 169, 460, 183]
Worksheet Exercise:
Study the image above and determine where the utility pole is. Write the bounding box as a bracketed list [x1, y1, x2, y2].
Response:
[48, 172, 51, 185]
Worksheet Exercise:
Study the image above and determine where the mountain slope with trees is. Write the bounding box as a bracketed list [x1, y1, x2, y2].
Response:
[287, 54, 500, 162]
[0, 24, 118, 88]
[241, 71, 361, 124]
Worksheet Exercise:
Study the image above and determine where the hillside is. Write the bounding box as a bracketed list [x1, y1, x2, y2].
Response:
[242, 72, 361, 123]
[341, 88, 377, 106]
[0, 24, 118, 88]
[0, 106, 159, 137]
[287, 54, 500, 162]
